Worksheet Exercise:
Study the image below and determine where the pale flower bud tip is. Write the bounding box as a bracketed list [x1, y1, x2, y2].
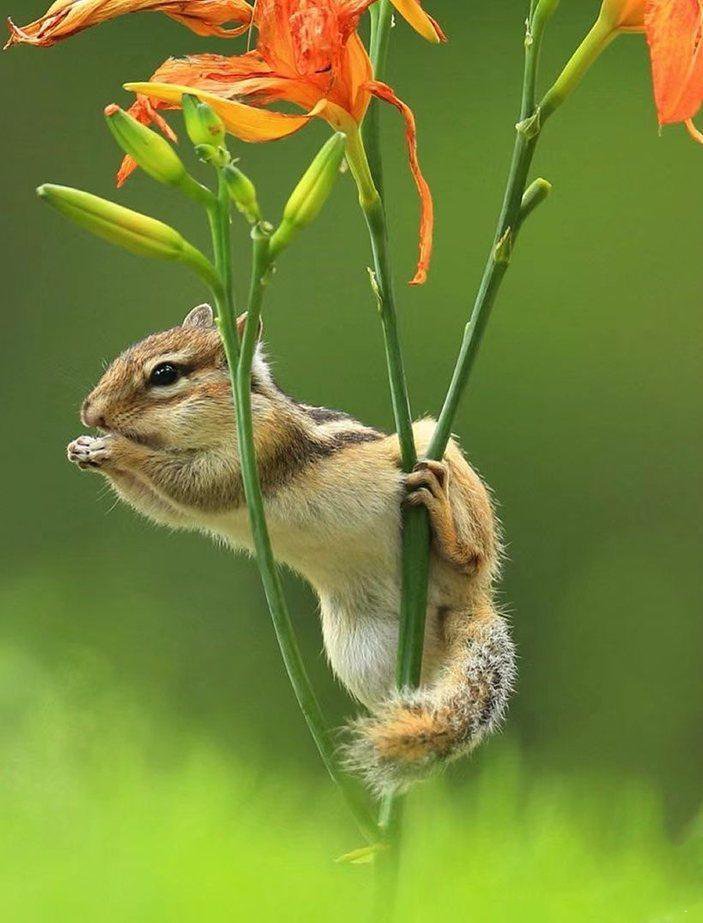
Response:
[104, 103, 120, 118]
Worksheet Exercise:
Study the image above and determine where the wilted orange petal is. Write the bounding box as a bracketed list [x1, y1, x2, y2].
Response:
[125, 82, 312, 142]
[366, 80, 433, 286]
[144, 50, 325, 110]
[116, 155, 138, 187]
[5, 0, 252, 48]
[644, 0, 703, 125]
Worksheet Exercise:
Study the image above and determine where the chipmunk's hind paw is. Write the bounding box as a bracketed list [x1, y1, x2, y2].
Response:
[404, 459, 449, 509]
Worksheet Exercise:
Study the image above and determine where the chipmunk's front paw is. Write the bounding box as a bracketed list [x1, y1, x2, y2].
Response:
[67, 435, 112, 471]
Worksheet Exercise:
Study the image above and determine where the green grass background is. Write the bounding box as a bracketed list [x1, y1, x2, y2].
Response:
[1, 0, 703, 918]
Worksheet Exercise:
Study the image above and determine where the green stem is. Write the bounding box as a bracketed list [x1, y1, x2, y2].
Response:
[346, 131, 430, 696]
[427, 0, 557, 461]
[364, 0, 393, 194]
[208, 174, 381, 847]
[360, 0, 427, 877]
[540, 15, 616, 123]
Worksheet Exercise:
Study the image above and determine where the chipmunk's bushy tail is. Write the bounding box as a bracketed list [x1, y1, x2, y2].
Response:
[343, 600, 515, 796]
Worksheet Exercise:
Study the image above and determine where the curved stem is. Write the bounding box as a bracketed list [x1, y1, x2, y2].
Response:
[208, 181, 381, 846]
[540, 15, 616, 123]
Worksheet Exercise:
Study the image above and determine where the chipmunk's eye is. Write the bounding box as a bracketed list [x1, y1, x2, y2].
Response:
[149, 362, 181, 387]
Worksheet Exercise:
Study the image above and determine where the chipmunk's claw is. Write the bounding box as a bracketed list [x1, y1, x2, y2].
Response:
[67, 434, 112, 470]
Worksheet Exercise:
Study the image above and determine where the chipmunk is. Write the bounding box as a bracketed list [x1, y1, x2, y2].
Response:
[67, 303, 515, 795]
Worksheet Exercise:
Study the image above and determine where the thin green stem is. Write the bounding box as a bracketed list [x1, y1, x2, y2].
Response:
[208, 174, 381, 847]
[427, 0, 557, 461]
[364, 0, 393, 193]
[346, 130, 416, 469]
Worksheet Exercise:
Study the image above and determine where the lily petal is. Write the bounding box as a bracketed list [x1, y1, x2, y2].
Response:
[644, 0, 703, 125]
[366, 79, 433, 286]
[125, 81, 313, 142]
[389, 0, 446, 43]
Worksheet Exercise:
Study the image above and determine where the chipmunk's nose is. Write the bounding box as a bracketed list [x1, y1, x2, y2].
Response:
[81, 396, 107, 429]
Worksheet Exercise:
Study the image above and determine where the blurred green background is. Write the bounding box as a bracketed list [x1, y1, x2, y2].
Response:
[2, 0, 702, 919]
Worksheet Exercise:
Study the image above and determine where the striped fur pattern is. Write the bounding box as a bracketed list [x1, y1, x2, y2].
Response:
[67, 304, 515, 796]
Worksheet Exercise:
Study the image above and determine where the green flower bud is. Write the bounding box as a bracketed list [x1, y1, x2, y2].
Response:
[37, 184, 217, 288]
[105, 105, 186, 187]
[182, 93, 226, 149]
[270, 133, 345, 257]
[222, 164, 261, 224]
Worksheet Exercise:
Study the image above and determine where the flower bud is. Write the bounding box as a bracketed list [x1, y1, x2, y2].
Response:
[270, 133, 345, 257]
[285, 133, 345, 229]
[37, 184, 217, 286]
[105, 104, 186, 187]
[182, 93, 226, 148]
[222, 164, 261, 224]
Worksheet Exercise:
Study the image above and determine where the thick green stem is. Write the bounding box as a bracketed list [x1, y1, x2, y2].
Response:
[346, 130, 431, 697]
[209, 178, 381, 847]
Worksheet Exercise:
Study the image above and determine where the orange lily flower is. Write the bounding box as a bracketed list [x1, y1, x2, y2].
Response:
[5, 0, 254, 47]
[126, 0, 437, 283]
[599, 0, 703, 140]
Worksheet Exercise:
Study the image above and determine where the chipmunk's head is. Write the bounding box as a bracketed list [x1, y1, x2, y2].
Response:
[81, 305, 269, 449]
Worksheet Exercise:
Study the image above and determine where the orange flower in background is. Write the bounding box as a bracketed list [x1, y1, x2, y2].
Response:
[644, 0, 703, 134]
[126, 0, 436, 283]
[599, 0, 703, 139]
[5, 0, 254, 47]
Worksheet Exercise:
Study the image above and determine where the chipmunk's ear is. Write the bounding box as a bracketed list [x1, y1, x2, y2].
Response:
[182, 303, 215, 329]
[236, 312, 264, 341]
